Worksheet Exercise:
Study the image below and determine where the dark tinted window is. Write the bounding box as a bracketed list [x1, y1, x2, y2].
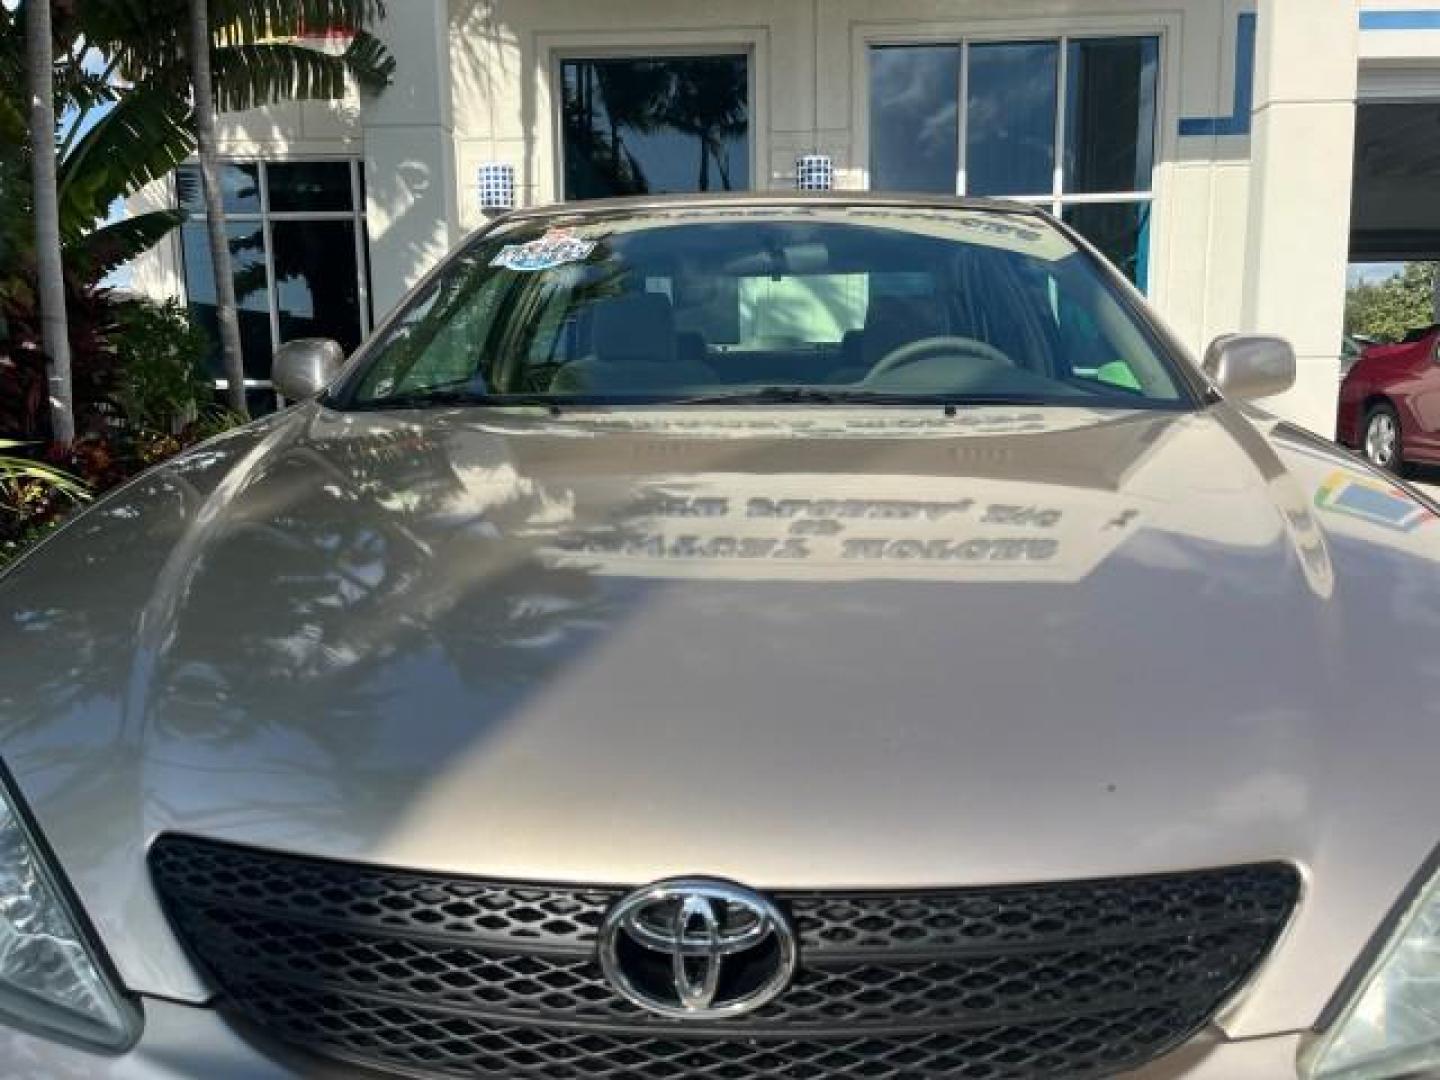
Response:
[561, 56, 750, 199]
[272, 220, 363, 352]
[267, 161, 354, 213]
[1065, 38, 1159, 194]
[181, 221, 273, 380]
[1063, 202, 1151, 289]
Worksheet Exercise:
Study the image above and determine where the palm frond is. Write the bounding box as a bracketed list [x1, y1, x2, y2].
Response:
[340, 30, 395, 92]
[0, 443, 90, 505]
[210, 31, 392, 113]
[69, 0, 184, 78]
[0, 94, 24, 149]
[67, 209, 185, 281]
[209, 1, 386, 47]
[63, 67, 121, 116]
[57, 83, 194, 239]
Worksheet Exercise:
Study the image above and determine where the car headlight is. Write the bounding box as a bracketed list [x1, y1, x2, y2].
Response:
[1302, 853, 1440, 1079]
[0, 761, 137, 1050]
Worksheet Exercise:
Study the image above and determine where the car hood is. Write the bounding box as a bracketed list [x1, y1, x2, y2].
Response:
[4, 401, 1440, 1039]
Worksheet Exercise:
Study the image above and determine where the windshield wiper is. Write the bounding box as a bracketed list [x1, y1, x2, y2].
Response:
[346, 383, 1065, 413]
[347, 384, 569, 414]
[665, 386, 930, 406]
[663, 386, 1058, 409]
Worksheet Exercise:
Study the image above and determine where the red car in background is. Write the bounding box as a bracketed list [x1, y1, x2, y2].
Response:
[1337, 323, 1440, 472]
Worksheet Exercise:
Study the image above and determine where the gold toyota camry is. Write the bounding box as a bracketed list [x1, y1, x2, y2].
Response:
[2, 194, 1439, 1080]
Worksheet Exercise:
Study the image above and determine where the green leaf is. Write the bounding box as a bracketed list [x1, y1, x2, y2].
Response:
[209, 31, 392, 113]
[57, 83, 195, 240]
[0, 453, 90, 504]
[0, 93, 23, 148]
[69, 0, 184, 77]
[68, 209, 185, 281]
[340, 29, 394, 92]
[208, 1, 387, 48]
[1346, 263, 1440, 342]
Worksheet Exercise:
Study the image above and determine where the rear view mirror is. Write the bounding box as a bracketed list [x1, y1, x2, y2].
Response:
[1202, 334, 1296, 401]
[272, 338, 345, 401]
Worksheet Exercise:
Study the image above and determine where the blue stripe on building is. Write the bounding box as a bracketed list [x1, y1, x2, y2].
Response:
[1360, 10, 1440, 31]
[1179, 12, 1257, 138]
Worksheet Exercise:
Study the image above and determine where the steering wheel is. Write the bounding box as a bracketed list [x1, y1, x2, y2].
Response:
[861, 335, 1014, 385]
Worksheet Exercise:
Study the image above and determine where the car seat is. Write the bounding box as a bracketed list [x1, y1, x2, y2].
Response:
[549, 294, 715, 394]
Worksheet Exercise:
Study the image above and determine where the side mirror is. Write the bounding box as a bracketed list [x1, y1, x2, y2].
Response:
[272, 338, 345, 401]
[1202, 334, 1296, 401]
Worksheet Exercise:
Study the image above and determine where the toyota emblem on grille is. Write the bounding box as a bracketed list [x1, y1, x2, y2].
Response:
[598, 878, 798, 1019]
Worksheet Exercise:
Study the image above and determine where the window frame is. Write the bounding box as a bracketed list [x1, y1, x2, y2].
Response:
[548, 38, 763, 202]
[175, 157, 372, 399]
[855, 15, 1178, 299]
[869, 35, 1158, 209]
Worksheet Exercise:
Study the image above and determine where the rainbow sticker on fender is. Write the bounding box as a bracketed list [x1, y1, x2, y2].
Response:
[1315, 471, 1433, 532]
[490, 229, 597, 272]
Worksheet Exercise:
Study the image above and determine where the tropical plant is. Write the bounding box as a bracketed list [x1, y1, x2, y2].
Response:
[1, 4, 193, 300]
[2, 0, 395, 438]
[1346, 263, 1440, 343]
[77, 0, 395, 418]
[0, 437, 88, 569]
[3, 1, 195, 444]
[186, 405, 248, 443]
[187, 0, 247, 415]
[22, 0, 74, 444]
[110, 297, 211, 433]
[0, 271, 121, 442]
[0, 439, 88, 502]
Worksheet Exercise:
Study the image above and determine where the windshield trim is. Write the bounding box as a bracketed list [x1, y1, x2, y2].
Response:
[325, 202, 1207, 415]
[338, 390, 1197, 416]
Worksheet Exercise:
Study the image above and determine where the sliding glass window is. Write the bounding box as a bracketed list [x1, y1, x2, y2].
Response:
[869, 35, 1159, 289]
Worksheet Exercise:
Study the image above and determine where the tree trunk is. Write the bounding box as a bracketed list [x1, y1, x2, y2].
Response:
[187, 0, 249, 418]
[24, 0, 75, 445]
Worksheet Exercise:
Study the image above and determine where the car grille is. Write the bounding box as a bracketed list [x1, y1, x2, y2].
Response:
[149, 836, 1299, 1079]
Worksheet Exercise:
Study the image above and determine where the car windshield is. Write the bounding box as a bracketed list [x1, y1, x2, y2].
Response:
[335, 205, 1193, 410]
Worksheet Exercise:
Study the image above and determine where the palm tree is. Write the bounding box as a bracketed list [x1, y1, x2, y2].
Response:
[4, 3, 391, 440]
[4, 1, 393, 431]
[3, 4, 206, 441]
[23, 0, 75, 444]
[78, 0, 394, 420]
[663, 60, 748, 191]
[186, 0, 246, 415]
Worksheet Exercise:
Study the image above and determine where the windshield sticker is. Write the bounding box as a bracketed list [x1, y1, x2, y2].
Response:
[490, 229, 598, 272]
[1315, 471, 1433, 532]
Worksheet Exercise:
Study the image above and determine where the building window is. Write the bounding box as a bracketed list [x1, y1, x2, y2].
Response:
[869, 36, 1159, 289]
[177, 159, 371, 412]
[560, 54, 750, 200]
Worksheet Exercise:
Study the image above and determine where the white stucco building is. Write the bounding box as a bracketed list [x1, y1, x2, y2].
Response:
[131, 0, 1440, 433]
